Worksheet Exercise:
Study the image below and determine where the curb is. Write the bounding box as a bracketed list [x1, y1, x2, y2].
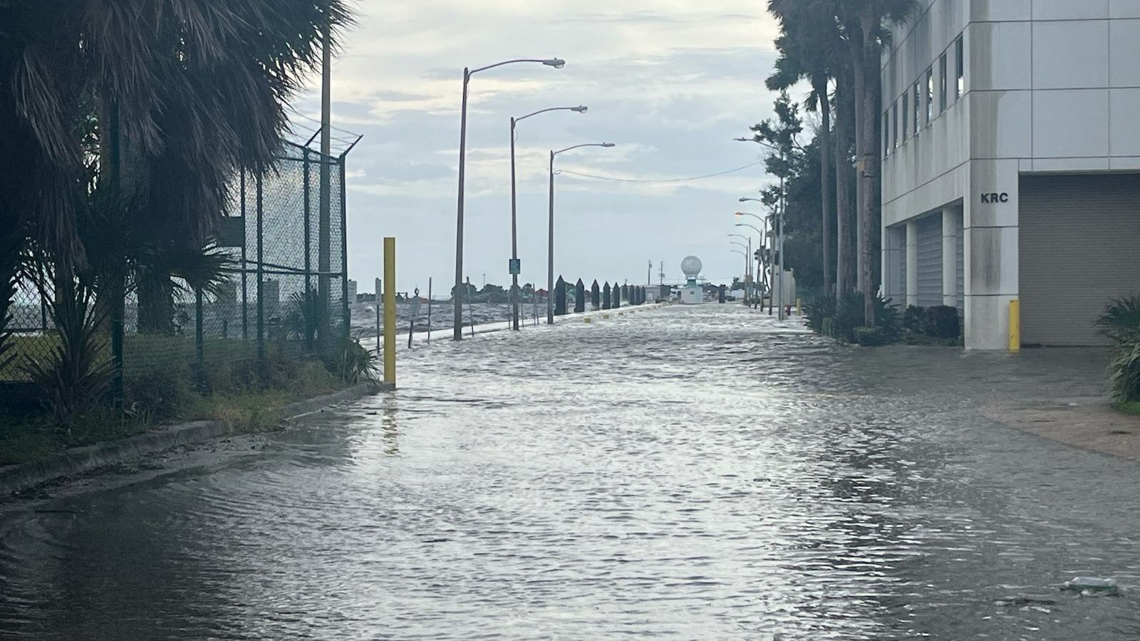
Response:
[0, 381, 393, 498]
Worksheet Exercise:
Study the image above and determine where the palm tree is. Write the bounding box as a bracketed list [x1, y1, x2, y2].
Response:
[836, 0, 916, 325]
[767, 0, 842, 298]
[0, 0, 352, 315]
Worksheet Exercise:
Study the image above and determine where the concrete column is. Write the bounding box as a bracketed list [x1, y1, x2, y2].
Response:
[942, 207, 959, 307]
[963, 159, 1019, 350]
[906, 220, 919, 308]
[881, 225, 903, 304]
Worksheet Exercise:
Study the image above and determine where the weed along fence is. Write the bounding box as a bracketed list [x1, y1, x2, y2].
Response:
[1, 140, 356, 405]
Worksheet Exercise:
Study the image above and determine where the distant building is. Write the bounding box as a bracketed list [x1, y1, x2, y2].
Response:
[347, 279, 357, 304]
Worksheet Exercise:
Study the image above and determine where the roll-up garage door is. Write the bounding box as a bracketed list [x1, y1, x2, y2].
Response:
[917, 215, 942, 308]
[1020, 174, 1140, 346]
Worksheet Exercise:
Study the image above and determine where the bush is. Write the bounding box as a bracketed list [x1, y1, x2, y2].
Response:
[1097, 295, 1140, 344]
[1099, 296, 1140, 403]
[903, 306, 927, 334]
[854, 326, 890, 347]
[831, 293, 901, 345]
[804, 294, 837, 334]
[925, 306, 961, 339]
[125, 367, 197, 420]
[821, 318, 834, 338]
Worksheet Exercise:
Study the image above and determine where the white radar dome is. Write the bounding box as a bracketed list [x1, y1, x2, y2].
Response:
[681, 256, 703, 277]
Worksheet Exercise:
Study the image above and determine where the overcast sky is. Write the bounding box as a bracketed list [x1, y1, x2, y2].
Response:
[291, 0, 784, 293]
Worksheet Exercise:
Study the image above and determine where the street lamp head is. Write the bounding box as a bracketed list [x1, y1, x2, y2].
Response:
[543, 58, 566, 68]
[571, 105, 588, 113]
[734, 137, 751, 142]
[738, 198, 748, 203]
[601, 143, 615, 148]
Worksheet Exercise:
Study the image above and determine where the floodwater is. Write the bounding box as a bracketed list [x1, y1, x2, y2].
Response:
[2, 304, 1139, 640]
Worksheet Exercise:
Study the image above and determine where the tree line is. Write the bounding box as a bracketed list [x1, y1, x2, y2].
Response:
[749, 0, 917, 329]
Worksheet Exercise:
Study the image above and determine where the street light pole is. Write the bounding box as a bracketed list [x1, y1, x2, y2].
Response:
[453, 58, 565, 341]
[547, 142, 615, 325]
[510, 106, 587, 331]
[547, 149, 555, 325]
[778, 175, 786, 321]
[453, 67, 471, 341]
[729, 234, 752, 305]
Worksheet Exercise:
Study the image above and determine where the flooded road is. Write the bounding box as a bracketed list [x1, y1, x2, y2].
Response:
[3, 304, 1139, 640]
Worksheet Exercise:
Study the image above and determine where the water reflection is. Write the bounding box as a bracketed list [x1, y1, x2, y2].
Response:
[1, 305, 1139, 640]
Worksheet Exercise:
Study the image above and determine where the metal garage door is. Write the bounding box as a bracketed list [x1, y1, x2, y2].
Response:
[916, 215, 942, 307]
[1020, 174, 1140, 346]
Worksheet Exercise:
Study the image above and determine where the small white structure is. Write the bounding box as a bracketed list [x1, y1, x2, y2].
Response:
[680, 256, 703, 305]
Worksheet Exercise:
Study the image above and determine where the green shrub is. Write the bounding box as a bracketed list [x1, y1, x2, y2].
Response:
[323, 339, 376, 385]
[831, 293, 901, 345]
[1097, 295, 1140, 344]
[831, 293, 866, 343]
[925, 306, 961, 339]
[821, 317, 834, 338]
[1108, 337, 1140, 403]
[804, 294, 836, 334]
[854, 326, 889, 347]
[903, 305, 927, 334]
[1099, 296, 1140, 402]
[125, 366, 197, 420]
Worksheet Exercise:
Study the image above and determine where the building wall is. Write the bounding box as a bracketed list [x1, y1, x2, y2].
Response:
[881, 0, 1140, 349]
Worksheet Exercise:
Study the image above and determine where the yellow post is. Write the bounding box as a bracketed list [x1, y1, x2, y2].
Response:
[1009, 299, 1020, 353]
[796, 298, 802, 316]
[383, 237, 396, 385]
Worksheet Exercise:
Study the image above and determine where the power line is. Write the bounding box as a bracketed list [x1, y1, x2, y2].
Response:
[556, 161, 765, 184]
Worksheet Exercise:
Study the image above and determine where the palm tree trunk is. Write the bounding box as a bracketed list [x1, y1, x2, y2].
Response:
[815, 78, 833, 298]
[854, 9, 878, 326]
[834, 70, 855, 296]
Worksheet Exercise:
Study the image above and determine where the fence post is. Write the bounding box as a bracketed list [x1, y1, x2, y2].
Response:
[241, 171, 248, 341]
[340, 153, 350, 344]
[195, 287, 205, 386]
[303, 148, 312, 351]
[256, 166, 265, 360]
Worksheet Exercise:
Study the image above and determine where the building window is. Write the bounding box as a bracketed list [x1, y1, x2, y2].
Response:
[926, 67, 933, 124]
[893, 99, 900, 148]
[880, 109, 889, 155]
[913, 82, 920, 136]
[939, 53, 948, 112]
[901, 93, 908, 140]
[955, 35, 964, 99]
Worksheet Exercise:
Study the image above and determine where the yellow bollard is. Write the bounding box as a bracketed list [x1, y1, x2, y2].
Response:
[383, 237, 396, 386]
[796, 298, 802, 316]
[584, 317, 592, 324]
[1009, 299, 1020, 353]
[603, 313, 610, 319]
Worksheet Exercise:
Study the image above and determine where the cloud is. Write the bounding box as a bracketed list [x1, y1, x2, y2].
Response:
[295, 0, 791, 291]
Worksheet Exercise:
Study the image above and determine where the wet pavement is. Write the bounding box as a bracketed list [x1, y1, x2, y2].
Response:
[2, 304, 1138, 640]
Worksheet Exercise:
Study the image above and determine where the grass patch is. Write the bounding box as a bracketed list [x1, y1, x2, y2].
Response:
[0, 348, 368, 467]
[1114, 401, 1140, 417]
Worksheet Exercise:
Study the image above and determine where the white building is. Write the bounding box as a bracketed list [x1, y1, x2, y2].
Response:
[347, 279, 358, 304]
[881, 0, 1140, 348]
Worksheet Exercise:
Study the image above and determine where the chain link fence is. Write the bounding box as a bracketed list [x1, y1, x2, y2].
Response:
[1, 141, 352, 397]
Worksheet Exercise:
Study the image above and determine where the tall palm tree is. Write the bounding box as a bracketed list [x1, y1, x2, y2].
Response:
[0, 0, 352, 310]
[836, 0, 916, 325]
[767, 0, 842, 298]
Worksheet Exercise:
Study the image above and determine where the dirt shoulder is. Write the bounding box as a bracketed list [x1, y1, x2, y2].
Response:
[983, 401, 1140, 462]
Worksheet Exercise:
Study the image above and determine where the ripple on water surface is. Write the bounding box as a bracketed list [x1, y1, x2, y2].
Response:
[1, 305, 1139, 640]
